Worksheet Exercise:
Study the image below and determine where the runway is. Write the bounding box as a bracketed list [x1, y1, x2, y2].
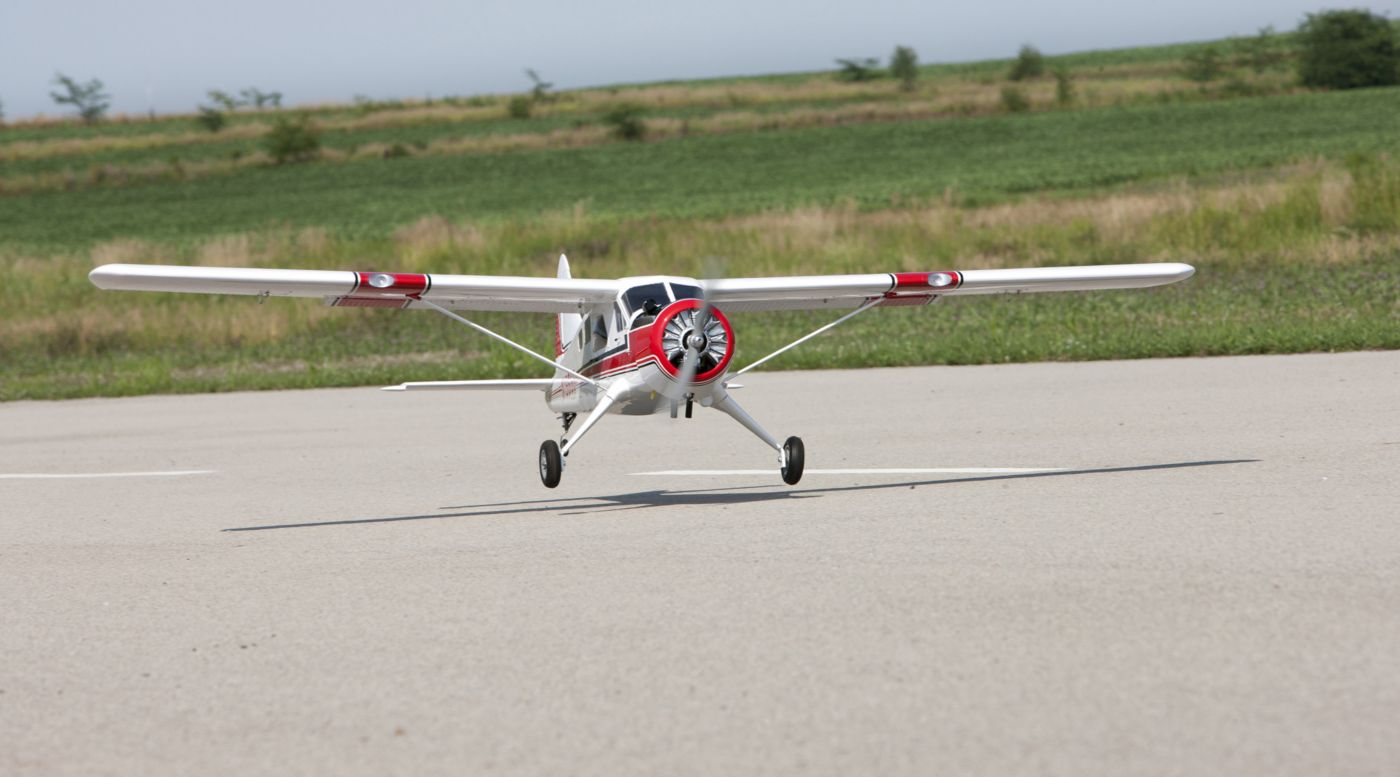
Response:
[3, 351, 1398, 775]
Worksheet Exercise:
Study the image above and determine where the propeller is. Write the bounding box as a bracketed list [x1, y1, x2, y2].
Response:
[669, 257, 728, 414]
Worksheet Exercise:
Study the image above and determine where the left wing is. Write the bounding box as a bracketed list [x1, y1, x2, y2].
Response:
[89, 264, 620, 313]
[703, 263, 1195, 311]
[382, 379, 556, 391]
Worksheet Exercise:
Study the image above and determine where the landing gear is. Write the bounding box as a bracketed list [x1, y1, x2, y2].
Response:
[781, 436, 805, 485]
[538, 440, 562, 488]
[560, 412, 577, 432]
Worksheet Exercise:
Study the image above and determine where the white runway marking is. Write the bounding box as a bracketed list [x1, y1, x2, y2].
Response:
[635, 467, 1066, 476]
[0, 470, 215, 480]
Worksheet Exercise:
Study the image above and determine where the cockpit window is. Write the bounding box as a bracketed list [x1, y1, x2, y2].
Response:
[622, 283, 669, 326]
[669, 283, 702, 301]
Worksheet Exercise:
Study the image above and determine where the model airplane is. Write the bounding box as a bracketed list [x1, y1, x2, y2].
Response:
[90, 258, 1194, 487]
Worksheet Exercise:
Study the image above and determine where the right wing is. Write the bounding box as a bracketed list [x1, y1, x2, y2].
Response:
[703, 263, 1195, 311]
[89, 264, 621, 313]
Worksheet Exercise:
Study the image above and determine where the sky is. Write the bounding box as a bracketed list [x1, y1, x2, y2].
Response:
[2, 1, 1396, 119]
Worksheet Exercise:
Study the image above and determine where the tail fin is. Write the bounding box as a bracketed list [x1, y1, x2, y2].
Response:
[555, 253, 582, 357]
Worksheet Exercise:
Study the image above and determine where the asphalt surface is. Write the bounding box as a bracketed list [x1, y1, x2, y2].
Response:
[3, 351, 1398, 776]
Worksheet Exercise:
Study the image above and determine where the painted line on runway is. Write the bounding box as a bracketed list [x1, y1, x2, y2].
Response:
[634, 467, 1066, 476]
[0, 470, 215, 480]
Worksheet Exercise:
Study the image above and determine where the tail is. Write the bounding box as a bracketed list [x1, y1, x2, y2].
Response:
[555, 253, 582, 357]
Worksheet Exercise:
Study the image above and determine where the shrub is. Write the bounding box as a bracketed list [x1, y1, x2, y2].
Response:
[890, 46, 919, 92]
[262, 114, 320, 164]
[1184, 46, 1225, 83]
[195, 106, 226, 133]
[835, 58, 882, 82]
[50, 73, 110, 124]
[1234, 26, 1289, 73]
[383, 143, 410, 159]
[1054, 66, 1075, 106]
[1297, 9, 1400, 89]
[1008, 45, 1045, 81]
[1000, 86, 1030, 113]
[604, 104, 646, 140]
[507, 96, 532, 119]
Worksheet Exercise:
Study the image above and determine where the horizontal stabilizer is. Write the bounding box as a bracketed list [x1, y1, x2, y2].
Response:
[382, 379, 556, 392]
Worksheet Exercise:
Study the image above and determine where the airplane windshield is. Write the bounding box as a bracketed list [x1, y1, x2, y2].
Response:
[669, 283, 702, 301]
[623, 283, 669, 317]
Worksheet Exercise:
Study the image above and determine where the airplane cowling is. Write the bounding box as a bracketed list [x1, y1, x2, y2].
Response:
[650, 299, 735, 384]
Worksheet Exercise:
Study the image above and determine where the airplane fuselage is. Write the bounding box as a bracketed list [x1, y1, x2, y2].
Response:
[546, 276, 733, 417]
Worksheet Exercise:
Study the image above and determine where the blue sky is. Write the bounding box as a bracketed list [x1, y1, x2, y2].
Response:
[2, 1, 1395, 119]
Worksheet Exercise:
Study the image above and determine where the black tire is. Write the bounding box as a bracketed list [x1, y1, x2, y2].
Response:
[781, 436, 805, 485]
[539, 440, 562, 488]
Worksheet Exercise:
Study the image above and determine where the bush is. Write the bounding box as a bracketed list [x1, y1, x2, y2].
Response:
[890, 46, 919, 92]
[1297, 9, 1400, 89]
[507, 96, 532, 120]
[1008, 45, 1045, 81]
[1234, 26, 1289, 73]
[195, 106, 226, 133]
[383, 143, 411, 159]
[1184, 46, 1225, 83]
[262, 114, 321, 164]
[1000, 86, 1030, 113]
[1054, 66, 1075, 106]
[604, 104, 645, 141]
[835, 58, 882, 82]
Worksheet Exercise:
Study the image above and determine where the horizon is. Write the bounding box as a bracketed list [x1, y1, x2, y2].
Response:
[3, 1, 1397, 121]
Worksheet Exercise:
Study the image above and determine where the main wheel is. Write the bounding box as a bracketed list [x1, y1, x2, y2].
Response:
[539, 440, 562, 488]
[781, 436, 805, 485]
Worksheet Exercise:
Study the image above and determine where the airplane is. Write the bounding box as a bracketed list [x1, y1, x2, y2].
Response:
[89, 258, 1194, 488]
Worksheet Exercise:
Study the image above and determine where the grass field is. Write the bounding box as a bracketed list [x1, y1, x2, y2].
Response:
[2, 32, 1396, 401]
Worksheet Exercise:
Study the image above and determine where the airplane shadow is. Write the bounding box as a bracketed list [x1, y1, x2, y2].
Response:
[224, 458, 1258, 532]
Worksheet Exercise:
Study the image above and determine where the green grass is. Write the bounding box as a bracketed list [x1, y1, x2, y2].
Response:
[5, 88, 1400, 252]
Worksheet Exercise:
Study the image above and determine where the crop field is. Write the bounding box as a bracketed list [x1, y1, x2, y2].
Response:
[2, 33, 1397, 400]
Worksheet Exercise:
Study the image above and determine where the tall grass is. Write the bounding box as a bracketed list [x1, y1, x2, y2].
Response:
[3, 158, 1396, 400]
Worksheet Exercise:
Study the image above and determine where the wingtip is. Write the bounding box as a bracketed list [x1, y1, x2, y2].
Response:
[380, 384, 407, 392]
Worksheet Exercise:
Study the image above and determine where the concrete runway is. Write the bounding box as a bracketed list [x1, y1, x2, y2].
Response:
[3, 351, 1398, 776]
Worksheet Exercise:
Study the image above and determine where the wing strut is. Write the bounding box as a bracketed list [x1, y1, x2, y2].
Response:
[731, 297, 883, 378]
[414, 297, 600, 388]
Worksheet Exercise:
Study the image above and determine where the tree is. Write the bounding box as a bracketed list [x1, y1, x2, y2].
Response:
[835, 57, 882, 82]
[50, 73, 110, 124]
[262, 114, 320, 164]
[206, 90, 243, 111]
[1297, 9, 1400, 89]
[1008, 45, 1045, 81]
[890, 46, 919, 92]
[525, 69, 554, 102]
[240, 87, 282, 109]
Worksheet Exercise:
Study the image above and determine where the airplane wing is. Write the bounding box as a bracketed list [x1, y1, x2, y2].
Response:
[382, 379, 556, 391]
[88, 264, 621, 313]
[703, 263, 1195, 311]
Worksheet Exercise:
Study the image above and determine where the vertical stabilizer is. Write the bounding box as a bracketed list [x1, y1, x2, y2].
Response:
[555, 253, 582, 356]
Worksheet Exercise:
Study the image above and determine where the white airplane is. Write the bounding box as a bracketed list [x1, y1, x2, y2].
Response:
[90, 258, 1194, 487]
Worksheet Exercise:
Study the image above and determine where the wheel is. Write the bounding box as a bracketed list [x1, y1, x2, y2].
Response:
[539, 440, 562, 488]
[781, 436, 804, 485]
